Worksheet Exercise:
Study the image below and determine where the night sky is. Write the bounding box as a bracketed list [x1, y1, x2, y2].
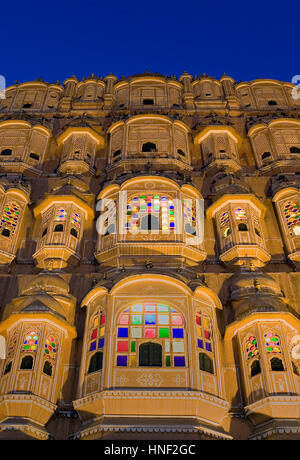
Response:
[2, 0, 298, 87]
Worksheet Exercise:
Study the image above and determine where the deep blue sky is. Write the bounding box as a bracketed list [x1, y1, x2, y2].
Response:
[2, 0, 298, 87]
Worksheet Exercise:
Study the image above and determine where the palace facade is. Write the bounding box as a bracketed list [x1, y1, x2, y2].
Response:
[0, 71, 300, 440]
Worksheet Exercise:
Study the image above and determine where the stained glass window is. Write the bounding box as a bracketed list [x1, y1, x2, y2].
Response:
[234, 207, 247, 222]
[220, 211, 230, 227]
[44, 335, 57, 359]
[55, 207, 67, 222]
[0, 202, 21, 236]
[89, 311, 105, 354]
[116, 302, 185, 367]
[196, 312, 213, 353]
[126, 195, 175, 233]
[23, 329, 39, 352]
[7, 329, 18, 358]
[283, 201, 300, 236]
[264, 332, 282, 354]
[183, 199, 196, 235]
[246, 335, 259, 359]
[71, 212, 81, 230]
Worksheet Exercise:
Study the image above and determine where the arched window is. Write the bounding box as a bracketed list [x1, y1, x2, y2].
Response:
[196, 311, 213, 353]
[139, 342, 162, 366]
[0, 202, 21, 237]
[250, 360, 261, 377]
[1, 228, 10, 237]
[199, 353, 214, 374]
[183, 199, 196, 235]
[1, 148, 12, 156]
[43, 361, 52, 377]
[292, 361, 300, 376]
[70, 228, 78, 237]
[142, 142, 157, 152]
[89, 311, 105, 353]
[88, 351, 103, 373]
[54, 224, 63, 232]
[116, 302, 185, 368]
[23, 329, 39, 352]
[290, 146, 300, 154]
[126, 195, 175, 233]
[268, 100, 277, 106]
[20, 355, 33, 370]
[271, 357, 284, 371]
[262, 151, 271, 160]
[44, 335, 57, 359]
[283, 201, 300, 236]
[224, 227, 231, 237]
[3, 361, 12, 375]
[238, 223, 248, 231]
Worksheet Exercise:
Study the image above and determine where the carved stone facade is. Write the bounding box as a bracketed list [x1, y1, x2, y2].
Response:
[0, 72, 300, 440]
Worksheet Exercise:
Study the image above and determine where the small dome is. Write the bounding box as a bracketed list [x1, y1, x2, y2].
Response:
[230, 271, 282, 300]
[234, 294, 288, 320]
[20, 273, 70, 296]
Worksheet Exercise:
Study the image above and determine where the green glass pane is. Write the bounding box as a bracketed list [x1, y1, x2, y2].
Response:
[159, 328, 169, 338]
[131, 341, 136, 352]
[24, 345, 29, 350]
[271, 337, 278, 342]
[166, 356, 171, 366]
[267, 347, 273, 352]
[132, 315, 142, 325]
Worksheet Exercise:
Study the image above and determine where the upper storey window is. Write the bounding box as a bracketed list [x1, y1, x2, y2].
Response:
[55, 208, 67, 222]
[126, 195, 175, 233]
[23, 329, 39, 352]
[0, 202, 20, 237]
[283, 201, 300, 236]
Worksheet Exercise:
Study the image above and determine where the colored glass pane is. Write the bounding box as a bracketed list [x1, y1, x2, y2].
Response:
[126, 195, 175, 232]
[220, 211, 230, 226]
[172, 328, 184, 338]
[117, 341, 128, 352]
[0, 202, 21, 236]
[98, 338, 104, 348]
[145, 328, 156, 338]
[246, 335, 259, 359]
[174, 356, 185, 367]
[234, 207, 247, 221]
[159, 328, 169, 338]
[23, 330, 39, 352]
[117, 356, 127, 366]
[264, 332, 281, 353]
[55, 208, 67, 221]
[166, 356, 171, 366]
[283, 201, 300, 236]
[118, 328, 128, 338]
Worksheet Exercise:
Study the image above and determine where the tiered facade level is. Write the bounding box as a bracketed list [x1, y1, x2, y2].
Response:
[0, 71, 299, 440]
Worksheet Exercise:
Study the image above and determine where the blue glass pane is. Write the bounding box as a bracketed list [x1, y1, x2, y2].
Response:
[145, 314, 156, 325]
[172, 328, 184, 338]
[197, 339, 203, 349]
[174, 356, 185, 367]
[98, 338, 104, 348]
[205, 342, 212, 352]
[118, 327, 128, 338]
[117, 356, 127, 367]
[90, 341, 96, 351]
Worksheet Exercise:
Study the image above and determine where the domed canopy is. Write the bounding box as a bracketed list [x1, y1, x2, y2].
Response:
[20, 273, 70, 296]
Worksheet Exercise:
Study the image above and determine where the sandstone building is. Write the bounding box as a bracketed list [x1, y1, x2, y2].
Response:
[0, 71, 300, 439]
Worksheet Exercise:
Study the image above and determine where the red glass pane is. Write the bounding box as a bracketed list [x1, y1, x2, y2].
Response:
[91, 329, 97, 339]
[117, 341, 128, 352]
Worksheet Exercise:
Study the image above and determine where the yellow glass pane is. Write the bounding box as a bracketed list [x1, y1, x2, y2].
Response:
[203, 318, 209, 329]
[99, 327, 105, 337]
[130, 355, 136, 366]
[196, 326, 202, 338]
[94, 317, 99, 328]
